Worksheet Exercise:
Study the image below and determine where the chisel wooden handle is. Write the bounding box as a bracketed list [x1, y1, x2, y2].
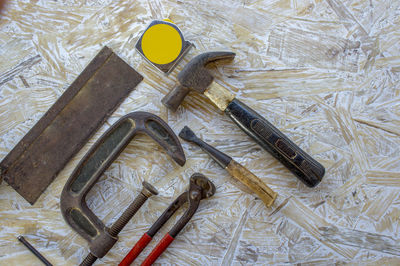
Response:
[225, 99, 325, 187]
[226, 160, 277, 206]
[179, 126, 277, 207]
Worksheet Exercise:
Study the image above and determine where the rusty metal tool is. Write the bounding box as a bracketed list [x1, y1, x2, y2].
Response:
[161, 51, 325, 187]
[0, 46, 144, 205]
[119, 173, 215, 266]
[60, 112, 186, 265]
[179, 126, 277, 207]
[17, 235, 53, 266]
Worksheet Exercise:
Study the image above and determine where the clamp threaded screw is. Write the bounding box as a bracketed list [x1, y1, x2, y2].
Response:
[109, 181, 158, 236]
[80, 253, 97, 266]
[80, 181, 158, 266]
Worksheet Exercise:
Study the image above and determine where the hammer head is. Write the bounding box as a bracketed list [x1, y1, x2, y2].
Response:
[162, 51, 235, 111]
[178, 51, 236, 92]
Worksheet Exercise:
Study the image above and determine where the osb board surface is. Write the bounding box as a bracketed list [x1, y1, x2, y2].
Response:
[0, 0, 399, 265]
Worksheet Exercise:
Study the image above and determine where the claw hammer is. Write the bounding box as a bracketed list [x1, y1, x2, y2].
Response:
[162, 51, 325, 187]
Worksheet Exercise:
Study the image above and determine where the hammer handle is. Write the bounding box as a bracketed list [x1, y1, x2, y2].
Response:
[225, 99, 325, 187]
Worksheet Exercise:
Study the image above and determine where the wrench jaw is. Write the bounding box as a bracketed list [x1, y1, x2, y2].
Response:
[169, 173, 215, 238]
[190, 173, 216, 199]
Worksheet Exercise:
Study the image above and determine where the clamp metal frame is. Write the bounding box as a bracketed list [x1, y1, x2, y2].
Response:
[60, 112, 186, 263]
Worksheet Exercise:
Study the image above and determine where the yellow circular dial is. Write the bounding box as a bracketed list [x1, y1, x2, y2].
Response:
[141, 23, 183, 65]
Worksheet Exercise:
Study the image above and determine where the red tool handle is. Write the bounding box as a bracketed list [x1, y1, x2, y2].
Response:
[141, 233, 174, 266]
[119, 233, 153, 266]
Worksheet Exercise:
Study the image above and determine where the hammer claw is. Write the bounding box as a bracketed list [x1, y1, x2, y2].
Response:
[178, 51, 235, 91]
[194, 51, 236, 66]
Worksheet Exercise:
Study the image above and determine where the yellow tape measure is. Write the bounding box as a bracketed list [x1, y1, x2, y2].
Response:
[136, 20, 192, 74]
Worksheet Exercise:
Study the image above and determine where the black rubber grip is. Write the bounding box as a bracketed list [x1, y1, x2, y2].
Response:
[225, 99, 325, 187]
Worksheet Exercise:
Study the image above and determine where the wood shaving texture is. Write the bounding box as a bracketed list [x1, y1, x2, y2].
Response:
[0, 0, 399, 265]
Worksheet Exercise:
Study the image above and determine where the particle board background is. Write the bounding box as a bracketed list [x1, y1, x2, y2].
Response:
[0, 0, 399, 265]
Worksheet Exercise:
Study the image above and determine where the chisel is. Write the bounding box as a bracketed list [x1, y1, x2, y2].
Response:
[179, 126, 277, 207]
